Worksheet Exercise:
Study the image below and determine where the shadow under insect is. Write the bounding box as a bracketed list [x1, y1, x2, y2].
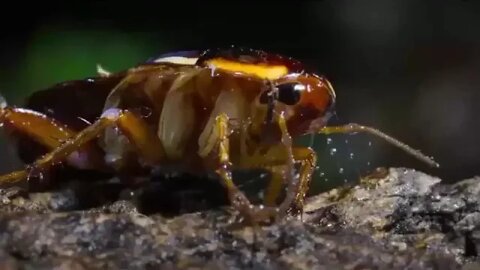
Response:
[8, 168, 272, 217]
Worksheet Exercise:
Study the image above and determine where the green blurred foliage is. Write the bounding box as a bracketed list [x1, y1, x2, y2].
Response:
[3, 26, 160, 104]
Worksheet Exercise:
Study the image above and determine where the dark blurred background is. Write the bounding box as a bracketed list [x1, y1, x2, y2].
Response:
[0, 1, 478, 193]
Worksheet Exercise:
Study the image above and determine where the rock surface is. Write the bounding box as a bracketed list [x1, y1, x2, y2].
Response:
[0, 167, 478, 269]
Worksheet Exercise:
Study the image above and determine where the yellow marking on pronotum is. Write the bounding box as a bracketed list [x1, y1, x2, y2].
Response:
[206, 58, 289, 80]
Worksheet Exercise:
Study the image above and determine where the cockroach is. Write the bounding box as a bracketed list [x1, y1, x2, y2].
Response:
[0, 46, 439, 224]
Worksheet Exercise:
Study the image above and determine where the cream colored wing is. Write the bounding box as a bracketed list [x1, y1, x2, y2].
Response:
[157, 70, 202, 160]
[198, 80, 250, 158]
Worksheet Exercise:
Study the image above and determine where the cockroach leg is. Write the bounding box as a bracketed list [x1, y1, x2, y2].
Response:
[0, 106, 105, 186]
[0, 170, 29, 187]
[236, 145, 291, 207]
[205, 113, 278, 225]
[263, 165, 287, 206]
[112, 110, 165, 164]
[319, 123, 440, 168]
[0, 107, 78, 150]
[266, 121, 438, 219]
[0, 108, 164, 187]
[288, 147, 317, 216]
[214, 113, 258, 220]
[0, 110, 113, 186]
[274, 112, 298, 220]
[241, 146, 317, 219]
[266, 112, 318, 220]
[238, 113, 317, 220]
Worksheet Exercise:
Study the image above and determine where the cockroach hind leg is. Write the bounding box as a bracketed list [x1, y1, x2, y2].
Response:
[0, 103, 164, 187]
[0, 109, 124, 187]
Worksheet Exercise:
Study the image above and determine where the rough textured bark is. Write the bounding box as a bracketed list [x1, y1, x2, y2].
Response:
[0, 167, 478, 269]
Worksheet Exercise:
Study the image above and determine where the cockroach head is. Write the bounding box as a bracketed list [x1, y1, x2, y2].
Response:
[259, 72, 337, 136]
[195, 46, 337, 136]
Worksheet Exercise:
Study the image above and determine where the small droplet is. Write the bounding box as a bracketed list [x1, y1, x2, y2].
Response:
[319, 172, 325, 177]
[338, 167, 344, 174]
[139, 106, 152, 118]
[345, 139, 349, 144]
[349, 153, 355, 159]
[326, 137, 332, 144]
[329, 148, 337, 155]
[368, 141, 372, 147]
[367, 161, 371, 166]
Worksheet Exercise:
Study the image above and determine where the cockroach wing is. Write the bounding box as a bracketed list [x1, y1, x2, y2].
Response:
[157, 70, 202, 160]
[16, 73, 126, 163]
[25, 74, 126, 131]
[198, 80, 250, 158]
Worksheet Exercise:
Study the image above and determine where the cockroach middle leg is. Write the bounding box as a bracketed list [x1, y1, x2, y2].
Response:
[263, 165, 287, 207]
[202, 113, 278, 225]
[0, 108, 164, 187]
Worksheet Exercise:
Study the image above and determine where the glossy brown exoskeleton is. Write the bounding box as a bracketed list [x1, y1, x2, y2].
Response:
[0, 47, 439, 224]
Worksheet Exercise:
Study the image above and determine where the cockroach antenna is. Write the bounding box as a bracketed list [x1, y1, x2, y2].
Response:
[319, 123, 440, 168]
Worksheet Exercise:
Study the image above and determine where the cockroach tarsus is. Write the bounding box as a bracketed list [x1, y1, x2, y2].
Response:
[0, 47, 439, 225]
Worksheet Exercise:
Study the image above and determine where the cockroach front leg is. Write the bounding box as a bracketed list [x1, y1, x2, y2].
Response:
[241, 147, 316, 219]
[271, 122, 439, 219]
[273, 112, 307, 220]
[199, 113, 278, 225]
[250, 112, 315, 220]
[276, 122, 440, 217]
[286, 147, 317, 216]
[0, 108, 164, 186]
[237, 115, 317, 220]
